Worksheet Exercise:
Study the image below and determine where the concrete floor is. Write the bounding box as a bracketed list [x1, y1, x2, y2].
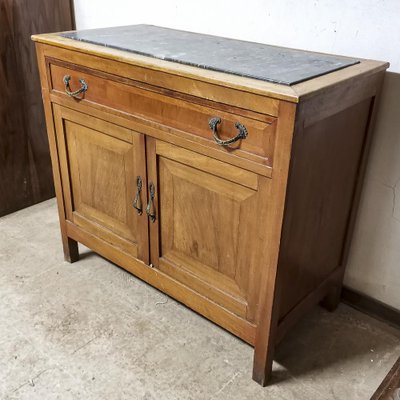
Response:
[0, 199, 399, 400]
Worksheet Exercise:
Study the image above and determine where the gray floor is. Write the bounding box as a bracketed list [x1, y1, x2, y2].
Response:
[0, 199, 399, 400]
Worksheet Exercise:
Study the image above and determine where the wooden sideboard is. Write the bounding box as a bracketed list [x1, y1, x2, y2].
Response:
[32, 26, 388, 386]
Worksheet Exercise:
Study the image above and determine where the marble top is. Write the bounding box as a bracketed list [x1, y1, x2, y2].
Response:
[61, 25, 359, 86]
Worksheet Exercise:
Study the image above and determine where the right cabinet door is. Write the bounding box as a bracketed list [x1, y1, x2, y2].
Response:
[146, 138, 272, 322]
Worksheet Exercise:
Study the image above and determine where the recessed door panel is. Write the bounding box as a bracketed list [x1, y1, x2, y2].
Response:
[53, 105, 148, 262]
[147, 138, 271, 321]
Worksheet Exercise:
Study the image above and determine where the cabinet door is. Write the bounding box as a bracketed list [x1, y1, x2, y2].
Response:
[146, 138, 271, 322]
[53, 105, 149, 263]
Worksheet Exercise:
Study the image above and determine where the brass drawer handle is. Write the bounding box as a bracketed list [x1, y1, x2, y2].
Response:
[208, 117, 248, 147]
[63, 75, 88, 98]
[146, 182, 156, 222]
[133, 176, 143, 215]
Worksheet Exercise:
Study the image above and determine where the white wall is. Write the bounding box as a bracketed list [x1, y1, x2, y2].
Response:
[73, 0, 400, 309]
[74, 0, 400, 72]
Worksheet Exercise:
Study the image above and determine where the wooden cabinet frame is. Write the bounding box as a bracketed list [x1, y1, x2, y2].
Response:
[33, 33, 388, 386]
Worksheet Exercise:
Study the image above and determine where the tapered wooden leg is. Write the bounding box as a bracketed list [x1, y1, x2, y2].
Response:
[62, 236, 79, 263]
[252, 344, 275, 386]
[38, 86, 80, 264]
[252, 296, 280, 386]
[251, 102, 296, 387]
[320, 284, 342, 312]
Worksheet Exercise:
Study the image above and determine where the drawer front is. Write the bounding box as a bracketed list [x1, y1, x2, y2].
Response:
[49, 60, 277, 170]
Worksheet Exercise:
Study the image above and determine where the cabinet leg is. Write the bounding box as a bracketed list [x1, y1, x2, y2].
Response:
[252, 351, 274, 386]
[62, 236, 79, 263]
[252, 311, 278, 387]
[320, 284, 342, 312]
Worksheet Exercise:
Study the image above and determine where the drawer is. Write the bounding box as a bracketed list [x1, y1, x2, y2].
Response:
[49, 60, 277, 170]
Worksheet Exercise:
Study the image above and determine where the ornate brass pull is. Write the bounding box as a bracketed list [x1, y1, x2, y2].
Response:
[63, 75, 88, 98]
[146, 182, 156, 222]
[133, 176, 143, 215]
[208, 117, 248, 147]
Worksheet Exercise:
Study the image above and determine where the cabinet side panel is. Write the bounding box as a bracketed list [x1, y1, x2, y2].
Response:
[278, 97, 373, 320]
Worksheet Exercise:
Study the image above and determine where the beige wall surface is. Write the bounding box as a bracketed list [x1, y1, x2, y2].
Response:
[72, 0, 400, 309]
[345, 72, 400, 310]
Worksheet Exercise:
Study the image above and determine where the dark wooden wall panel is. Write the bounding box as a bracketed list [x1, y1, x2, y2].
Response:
[0, 0, 74, 216]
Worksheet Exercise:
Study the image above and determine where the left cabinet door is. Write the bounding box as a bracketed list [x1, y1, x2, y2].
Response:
[53, 104, 149, 263]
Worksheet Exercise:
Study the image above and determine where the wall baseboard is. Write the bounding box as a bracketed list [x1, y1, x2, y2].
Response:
[341, 286, 400, 329]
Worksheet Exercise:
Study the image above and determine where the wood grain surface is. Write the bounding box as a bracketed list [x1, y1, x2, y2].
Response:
[0, 0, 73, 216]
[371, 357, 400, 400]
[32, 30, 388, 386]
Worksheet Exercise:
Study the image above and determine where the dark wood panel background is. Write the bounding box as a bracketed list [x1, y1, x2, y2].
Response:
[0, 0, 74, 216]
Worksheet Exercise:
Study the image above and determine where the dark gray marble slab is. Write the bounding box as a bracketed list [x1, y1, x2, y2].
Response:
[61, 25, 359, 86]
